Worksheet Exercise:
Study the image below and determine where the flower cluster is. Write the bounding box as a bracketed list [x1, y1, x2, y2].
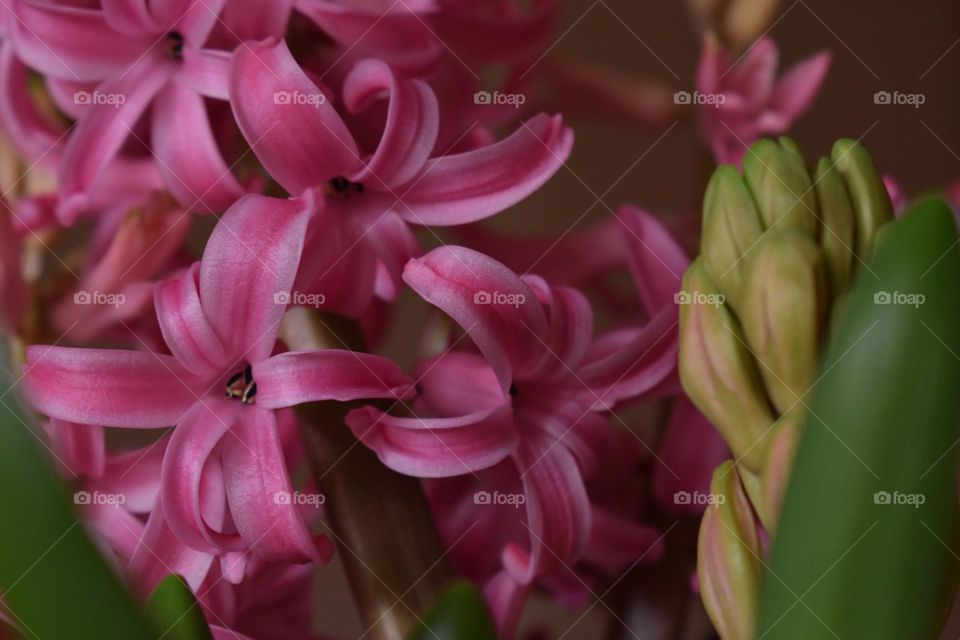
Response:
[0, 1, 837, 638]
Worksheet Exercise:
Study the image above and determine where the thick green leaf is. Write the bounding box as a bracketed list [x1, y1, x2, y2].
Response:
[145, 575, 213, 640]
[0, 345, 155, 640]
[758, 199, 960, 638]
[407, 581, 498, 640]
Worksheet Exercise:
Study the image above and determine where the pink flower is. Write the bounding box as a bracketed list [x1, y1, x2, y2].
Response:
[346, 246, 676, 630]
[697, 37, 830, 165]
[10, 0, 246, 221]
[22, 191, 414, 562]
[230, 39, 572, 315]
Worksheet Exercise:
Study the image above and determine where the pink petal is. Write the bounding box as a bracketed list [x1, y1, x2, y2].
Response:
[179, 47, 231, 100]
[503, 432, 591, 582]
[361, 210, 420, 302]
[399, 114, 573, 226]
[0, 42, 62, 162]
[769, 51, 831, 123]
[581, 507, 664, 570]
[48, 418, 105, 478]
[346, 403, 519, 478]
[155, 263, 229, 375]
[10, 1, 151, 81]
[221, 407, 322, 563]
[199, 192, 314, 363]
[254, 349, 413, 409]
[160, 397, 242, 553]
[523, 277, 593, 374]
[221, 0, 292, 40]
[152, 82, 245, 212]
[725, 37, 779, 104]
[581, 309, 678, 408]
[403, 246, 550, 391]
[157, 0, 226, 43]
[414, 351, 504, 417]
[101, 0, 156, 35]
[22, 345, 200, 428]
[343, 58, 438, 190]
[230, 38, 359, 195]
[128, 497, 216, 595]
[434, 0, 558, 63]
[617, 205, 689, 315]
[57, 59, 173, 223]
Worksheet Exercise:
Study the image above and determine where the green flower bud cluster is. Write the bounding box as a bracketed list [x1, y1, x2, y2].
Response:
[682, 138, 893, 640]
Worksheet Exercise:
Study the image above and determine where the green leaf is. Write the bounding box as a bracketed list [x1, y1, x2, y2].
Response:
[0, 345, 155, 639]
[407, 581, 498, 640]
[145, 574, 213, 640]
[757, 198, 960, 639]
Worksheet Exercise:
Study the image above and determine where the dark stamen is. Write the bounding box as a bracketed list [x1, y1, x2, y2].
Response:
[325, 176, 364, 198]
[509, 383, 519, 397]
[167, 32, 185, 60]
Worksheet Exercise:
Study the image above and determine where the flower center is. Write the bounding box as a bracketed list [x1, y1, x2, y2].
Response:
[225, 365, 257, 404]
[325, 176, 364, 199]
[167, 32, 185, 60]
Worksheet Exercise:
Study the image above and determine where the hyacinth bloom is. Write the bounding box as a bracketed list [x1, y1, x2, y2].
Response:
[10, 0, 247, 221]
[230, 39, 573, 314]
[346, 246, 677, 627]
[22, 191, 414, 562]
[697, 37, 830, 164]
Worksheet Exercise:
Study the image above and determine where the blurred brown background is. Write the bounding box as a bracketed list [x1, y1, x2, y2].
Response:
[320, 1, 960, 638]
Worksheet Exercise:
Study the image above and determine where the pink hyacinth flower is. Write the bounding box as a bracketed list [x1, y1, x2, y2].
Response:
[230, 39, 573, 315]
[697, 37, 830, 165]
[22, 191, 414, 562]
[346, 246, 676, 629]
[10, 0, 246, 221]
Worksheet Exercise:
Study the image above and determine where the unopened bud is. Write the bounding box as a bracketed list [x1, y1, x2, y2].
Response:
[831, 139, 894, 259]
[813, 156, 856, 295]
[698, 460, 763, 640]
[743, 139, 818, 238]
[740, 230, 828, 414]
[700, 166, 765, 312]
[679, 260, 775, 471]
[761, 409, 803, 533]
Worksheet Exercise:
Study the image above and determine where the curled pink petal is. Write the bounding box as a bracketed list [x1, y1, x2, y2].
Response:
[769, 51, 832, 121]
[346, 403, 519, 478]
[22, 346, 200, 428]
[254, 349, 414, 409]
[155, 263, 229, 375]
[198, 192, 314, 363]
[617, 205, 689, 315]
[101, 0, 156, 36]
[48, 418, 105, 478]
[399, 114, 573, 226]
[221, 407, 322, 563]
[179, 47, 231, 100]
[230, 38, 359, 195]
[403, 245, 549, 391]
